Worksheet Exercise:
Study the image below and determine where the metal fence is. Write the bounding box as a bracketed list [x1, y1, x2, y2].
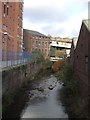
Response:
[0, 50, 32, 69]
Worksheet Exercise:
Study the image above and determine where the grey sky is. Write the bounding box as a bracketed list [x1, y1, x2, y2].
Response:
[23, 0, 88, 37]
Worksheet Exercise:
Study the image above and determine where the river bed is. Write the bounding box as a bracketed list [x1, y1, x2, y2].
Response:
[20, 75, 68, 119]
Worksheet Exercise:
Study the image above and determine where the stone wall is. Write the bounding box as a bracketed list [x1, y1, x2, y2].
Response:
[2, 62, 42, 95]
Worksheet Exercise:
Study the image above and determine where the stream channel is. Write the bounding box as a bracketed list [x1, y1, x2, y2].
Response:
[3, 75, 68, 119]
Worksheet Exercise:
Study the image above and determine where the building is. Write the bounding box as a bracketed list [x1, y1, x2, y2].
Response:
[72, 20, 90, 96]
[1, 0, 23, 60]
[23, 29, 50, 58]
[70, 37, 78, 66]
[49, 37, 72, 61]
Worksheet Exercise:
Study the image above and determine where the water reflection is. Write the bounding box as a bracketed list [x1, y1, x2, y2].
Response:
[21, 76, 68, 119]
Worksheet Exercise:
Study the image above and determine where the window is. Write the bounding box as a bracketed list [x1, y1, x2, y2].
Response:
[7, 6, 8, 15]
[57, 41, 59, 44]
[85, 56, 88, 74]
[38, 42, 41, 46]
[36, 36, 38, 39]
[36, 41, 38, 46]
[2, 24, 7, 30]
[32, 41, 34, 46]
[32, 48, 34, 51]
[42, 42, 44, 46]
[4, 4, 6, 14]
[4, 4, 8, 17]
[77, 56, 78, 59]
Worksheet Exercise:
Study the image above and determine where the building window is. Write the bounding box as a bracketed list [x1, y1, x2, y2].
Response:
[32, 41, 34, 46]
[32, 48, 34, 51]
[7, 6, 8, 15]
[36, 36, 38, 39]
[36, 41, 38, 46]
[57, 41, 59, 44]
[42, 42, 44, 46]
[4, 4, 6, 14]
[2, 24, 7, 30]
[85, 56, 88, 74]
[4, 4, 8, 17]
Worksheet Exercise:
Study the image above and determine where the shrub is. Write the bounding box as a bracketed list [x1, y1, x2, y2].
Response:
[52, 60, 63, 72]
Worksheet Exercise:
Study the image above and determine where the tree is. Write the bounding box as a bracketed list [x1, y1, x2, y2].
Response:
[32, 50, 45, 63]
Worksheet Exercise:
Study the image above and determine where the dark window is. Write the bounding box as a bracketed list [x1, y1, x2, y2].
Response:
[7, 7, 8, 15]
[57, 41, 59, 44]
[36, 41, 38, 46]
[85, 56, 88, 74]
[4, 4, 8, 16]
[4, 4, 6, 14]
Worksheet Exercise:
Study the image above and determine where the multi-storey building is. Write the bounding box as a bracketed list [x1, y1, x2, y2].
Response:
[1, 0, 23, 60]
[49, 37, 72, 61]
[23, 29, 50, 58]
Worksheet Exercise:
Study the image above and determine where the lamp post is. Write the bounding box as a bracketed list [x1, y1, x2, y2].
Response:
[3, 32, 12, 67]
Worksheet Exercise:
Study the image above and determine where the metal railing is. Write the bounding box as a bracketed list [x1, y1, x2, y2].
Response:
[0, 50, 32, 69]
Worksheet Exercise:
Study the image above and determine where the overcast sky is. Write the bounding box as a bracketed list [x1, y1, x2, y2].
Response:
[23, 0, 89, 38]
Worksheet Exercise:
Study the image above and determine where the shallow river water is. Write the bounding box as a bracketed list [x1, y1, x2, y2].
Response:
[20, 75, 68, 119]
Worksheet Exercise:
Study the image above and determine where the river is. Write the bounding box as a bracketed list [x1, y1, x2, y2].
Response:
[3, 75, 68, 119]
[20, 75, 68, 119]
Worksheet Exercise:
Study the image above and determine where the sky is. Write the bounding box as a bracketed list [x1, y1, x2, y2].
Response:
[23, 0, 89, 38]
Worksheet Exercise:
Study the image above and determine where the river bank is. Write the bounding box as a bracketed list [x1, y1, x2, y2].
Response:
[2, 71, 68, 119]
[2, 68, 52, 119]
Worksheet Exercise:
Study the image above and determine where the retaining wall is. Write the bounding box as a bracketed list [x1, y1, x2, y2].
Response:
[2, 62, 42, 95]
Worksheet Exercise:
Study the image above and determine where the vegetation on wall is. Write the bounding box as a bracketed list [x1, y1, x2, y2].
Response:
[55, 61, 88, 118]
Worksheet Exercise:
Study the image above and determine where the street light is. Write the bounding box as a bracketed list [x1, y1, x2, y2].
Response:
[3, 32, 10, 66]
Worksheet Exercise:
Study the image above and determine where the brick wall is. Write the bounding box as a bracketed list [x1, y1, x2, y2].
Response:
[23, 29, 50, 58]
[73, 21, 89, 97]
[2, 1, 23, 52]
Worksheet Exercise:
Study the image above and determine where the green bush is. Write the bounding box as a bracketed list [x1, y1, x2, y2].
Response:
[32, 50, 45, 63]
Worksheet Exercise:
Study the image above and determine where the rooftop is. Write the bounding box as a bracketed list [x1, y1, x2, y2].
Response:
[83, 19, 90, 31]
[24, 29, 48, 38]
[50, 37, 72, 42]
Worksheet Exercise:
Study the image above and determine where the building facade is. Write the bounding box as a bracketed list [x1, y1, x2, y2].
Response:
[1, 0, 23, 58]
[72, 20, 90, 96]
[23, 29, 50, 58]
[49, 37, 72, 61]
[70, 37, 78, 66]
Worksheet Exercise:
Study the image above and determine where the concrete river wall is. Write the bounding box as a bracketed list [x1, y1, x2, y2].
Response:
[2, 62, 42, 95]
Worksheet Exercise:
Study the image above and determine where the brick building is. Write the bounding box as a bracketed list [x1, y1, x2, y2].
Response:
[71, 20, 90, 96]
[1, 0, 23, 56]
[23, 29, 50, 58]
